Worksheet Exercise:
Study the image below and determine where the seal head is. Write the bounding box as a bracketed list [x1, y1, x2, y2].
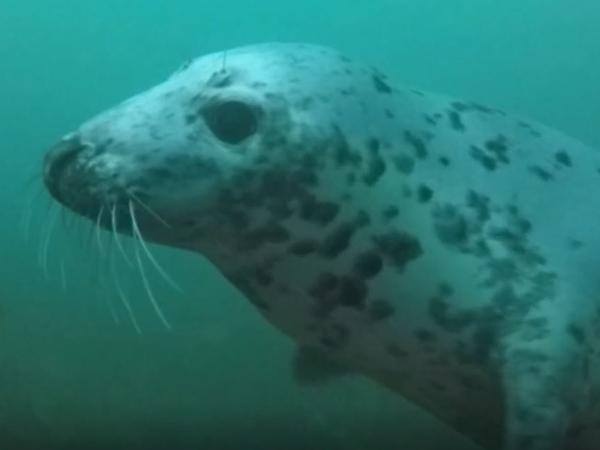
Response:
[44, 44, 359, 261]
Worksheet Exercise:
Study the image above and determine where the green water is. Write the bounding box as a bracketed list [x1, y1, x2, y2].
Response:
[1, 1, 599, 449]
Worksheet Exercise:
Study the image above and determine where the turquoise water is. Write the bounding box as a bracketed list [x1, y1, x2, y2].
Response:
[1, 1, 599, 449]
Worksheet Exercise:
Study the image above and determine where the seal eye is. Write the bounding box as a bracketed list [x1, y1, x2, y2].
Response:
[202, 100, 258, 145]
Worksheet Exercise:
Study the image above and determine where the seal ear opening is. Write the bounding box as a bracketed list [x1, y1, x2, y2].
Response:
[202, 100, 259, 145]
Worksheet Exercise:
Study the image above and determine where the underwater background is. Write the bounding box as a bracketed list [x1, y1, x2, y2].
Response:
[1, 1, 599, 449]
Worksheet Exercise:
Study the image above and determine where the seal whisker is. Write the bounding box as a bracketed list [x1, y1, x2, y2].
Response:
[128, 190, 171, 228]
[38, 207, 60, 280]
[111, 204, 134, 267]
[128, 201, 182, 293]
[129, 201, 172, 330]
[110, 253, 142, 335]
[95, 206, 106, 256]
[105, 290, 120, 325]
[82, 209, 98, 253]
[30, 193, 53, 265]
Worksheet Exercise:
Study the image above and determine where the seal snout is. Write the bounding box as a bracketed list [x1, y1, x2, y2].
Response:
[43, 133, 87, 203]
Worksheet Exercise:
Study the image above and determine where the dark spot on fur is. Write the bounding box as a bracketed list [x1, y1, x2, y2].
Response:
[300, 196, 340, 226]
[368, 299, 395, 321]
[373, 231, 423, 270]
[404, 131, 428, 159]
[529, 166, 553, 181]
[568, 238, 583, 250]
[433, 205, 468, 246]
[353, 251, 383, 278]
[484, 135, 509, 164]
[517, 120, 542, 137]
[309, 272, 368, 317]
[439, 156, 450, 167]
[319, 212, 371, 258]
[415, 329, 437, 342]
[393, 154, 415, 174]
[382, 206, 399, 221]
[372, 75, 392, 94]
[467, 190, 490, 222]
[320, 323, 349, 350]
[367, 138, 380, 152]
[363, 140, 386, 186]
[555, 151, 572, 167]
[333, 127, 362, 167]
[338, 275, 368, 309]
[470, 145, 497, 171]
[289, 239, 319, 256]
[429, 297, 475, 332]
[320, 223, 356, 258]
[417, 185, 434, 203]
[448, 110, 465, 132]
[451, 101, 468, 112]
[439, 283, 454, 297]
[568, 324, 585, 345]
[424, 114, 439, 126]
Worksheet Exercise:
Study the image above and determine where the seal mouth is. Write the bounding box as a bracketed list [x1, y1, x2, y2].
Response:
[43, 136, 192, 244]
[43, 134, 127, 228]
[43, 133, 88, 203]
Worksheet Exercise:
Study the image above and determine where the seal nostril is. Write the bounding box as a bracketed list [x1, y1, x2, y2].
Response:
[43, 134, 86, 201]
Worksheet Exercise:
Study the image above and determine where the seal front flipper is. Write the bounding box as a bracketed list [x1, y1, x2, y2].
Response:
[292, 346, 354, 385]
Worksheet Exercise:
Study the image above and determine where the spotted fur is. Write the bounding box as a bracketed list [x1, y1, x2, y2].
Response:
[43, 43, 600, 450]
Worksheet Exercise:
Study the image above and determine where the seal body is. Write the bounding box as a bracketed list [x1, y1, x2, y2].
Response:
[42, 43, 600, 450]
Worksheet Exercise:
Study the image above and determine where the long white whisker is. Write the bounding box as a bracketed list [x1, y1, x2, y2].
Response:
[111, 205, 133, 267]
[110, 255, 142, 335]
[128, 201, 182, 293]
[128, 191, 171, 228]
[95, 206, 106, 256]
[39, 208, 60, 280]
[84, 216, 97, 253]
[105, 291, 120, 325]
[130, 201, 172, 330]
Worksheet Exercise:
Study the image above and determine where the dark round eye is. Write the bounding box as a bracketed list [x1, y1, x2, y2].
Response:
[202, 100, 258, 145]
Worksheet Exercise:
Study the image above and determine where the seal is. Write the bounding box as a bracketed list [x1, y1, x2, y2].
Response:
[42, 43, 600, 450]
